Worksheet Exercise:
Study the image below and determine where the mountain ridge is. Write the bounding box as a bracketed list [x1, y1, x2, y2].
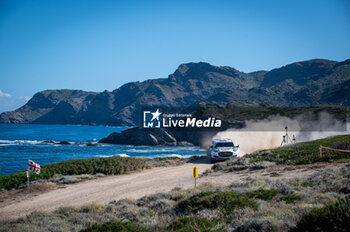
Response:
[1, 58, 349, 126]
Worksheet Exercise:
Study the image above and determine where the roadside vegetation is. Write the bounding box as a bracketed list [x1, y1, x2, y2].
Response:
[248, 134, 350, 165]
[1, 163, 349, 232]
[0, 157, 189, 190]
[291, 198, 350, 232]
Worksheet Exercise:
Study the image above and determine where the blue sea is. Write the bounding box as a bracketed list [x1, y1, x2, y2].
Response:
[0, 124, 206, 175]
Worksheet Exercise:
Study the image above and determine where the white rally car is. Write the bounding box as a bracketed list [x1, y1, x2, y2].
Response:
[207, 139, 239, 163]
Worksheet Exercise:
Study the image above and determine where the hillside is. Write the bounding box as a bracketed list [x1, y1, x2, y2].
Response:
[1, 59, 350, 126]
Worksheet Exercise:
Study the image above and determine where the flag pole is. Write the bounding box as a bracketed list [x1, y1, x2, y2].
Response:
[27, 170, 30, 188]
[27, 159, 30, 188]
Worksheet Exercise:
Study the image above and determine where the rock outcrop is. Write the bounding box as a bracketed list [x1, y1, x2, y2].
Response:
[99, 127, 193, 146]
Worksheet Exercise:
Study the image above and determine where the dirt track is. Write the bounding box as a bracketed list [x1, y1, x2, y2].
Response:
[0, 162, 212, 220]
[0, 161, 346, 221]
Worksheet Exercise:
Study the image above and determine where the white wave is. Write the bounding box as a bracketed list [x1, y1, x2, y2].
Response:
[155, 154, 184, 159]
[94, 154, 130, 158]
[124, 148, 173, 153]
[123, 149, 152, 153]
[16, 140, 41, 144]
[125, 147, 205, 153]
[96, 143, 113, 147]
[0, 139, 101, 146]
[178, 147, 205, 151]
[166, 154, 207, 159]
[0, 140, 15, 144]
[118, 154, 130, 157]
[0, 139, 43, 145]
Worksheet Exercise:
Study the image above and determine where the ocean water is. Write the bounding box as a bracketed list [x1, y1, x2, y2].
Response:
[0, 124, 206, 175]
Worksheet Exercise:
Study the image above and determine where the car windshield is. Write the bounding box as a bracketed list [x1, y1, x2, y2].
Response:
[215, 142, 234, 147]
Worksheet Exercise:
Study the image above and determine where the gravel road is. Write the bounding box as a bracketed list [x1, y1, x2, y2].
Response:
[1, 160, 345, 221]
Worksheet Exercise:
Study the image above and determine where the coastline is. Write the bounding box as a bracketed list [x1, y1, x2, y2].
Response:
[0, 124, 206, 175]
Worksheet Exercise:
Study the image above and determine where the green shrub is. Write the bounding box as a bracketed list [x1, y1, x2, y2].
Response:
[0, 172, 27, 189]
[237, 217, 279, 232]
[80, 220, 151, 232]
[291, 198, 350, 232]
[43, 157, 146, 175]
[177, 191, 258, 214]
[279, 194, 301, 204]
[247, 135, 350, 165]
[167, 217, 225, 232]
[0, 170, 53, 190]
[246, 189, 279, 201]
[301, 182, 314, 187]
[0, 157, 146, 190]
[249, 158, 262, 163]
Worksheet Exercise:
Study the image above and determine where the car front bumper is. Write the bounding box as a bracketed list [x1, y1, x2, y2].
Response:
[211, 154, 238, 160]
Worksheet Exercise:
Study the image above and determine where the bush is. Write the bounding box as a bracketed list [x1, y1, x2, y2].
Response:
[0, 172, 27, 189]
[279, 194, 301, 204]
[301, 167, 350, 193]
[0, 170, 53, 190]
[51, 174, 105, 184]
[81, 220, 151, 232]
[44, 157, 146, 175]
[291, 198, 350, 232]
[301, 182, 314, 187]
[332, 141, 350, 150]
[236, 217, 279, 232]
[167, 217, 225, 232]
[246, 189, 279, 201]
[247, 135, 350, 165]
[177, 191, 258, 214]
[211, 157, 275, 173]
[0, 157, 146, 190]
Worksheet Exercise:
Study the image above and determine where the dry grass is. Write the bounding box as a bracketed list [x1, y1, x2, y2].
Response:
[1, 164, 349, 232]
[0, 182, 61, 208]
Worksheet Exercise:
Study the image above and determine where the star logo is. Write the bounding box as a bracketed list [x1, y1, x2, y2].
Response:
[150, 109, 161, 122]
[143, 109, 162, 128]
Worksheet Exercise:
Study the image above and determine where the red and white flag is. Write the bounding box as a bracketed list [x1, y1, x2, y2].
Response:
[28, 160, 41, 174]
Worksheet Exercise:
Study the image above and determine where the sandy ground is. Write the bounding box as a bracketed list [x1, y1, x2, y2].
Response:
[0, 160, 347, 221]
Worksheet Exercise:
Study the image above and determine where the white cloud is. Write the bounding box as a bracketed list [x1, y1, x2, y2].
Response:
[0, 90, 11, 98]
[19, 96, 31, 101]
[0, 91, 31, 113]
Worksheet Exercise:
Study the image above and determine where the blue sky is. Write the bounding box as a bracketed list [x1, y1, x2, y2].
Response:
[0, 0, 349, 112]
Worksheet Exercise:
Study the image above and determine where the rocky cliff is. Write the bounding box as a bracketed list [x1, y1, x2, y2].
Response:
[1, 59, 349, 126]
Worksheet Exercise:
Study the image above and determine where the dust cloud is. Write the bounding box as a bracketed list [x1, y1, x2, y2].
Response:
[214, 112, 349, 155]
